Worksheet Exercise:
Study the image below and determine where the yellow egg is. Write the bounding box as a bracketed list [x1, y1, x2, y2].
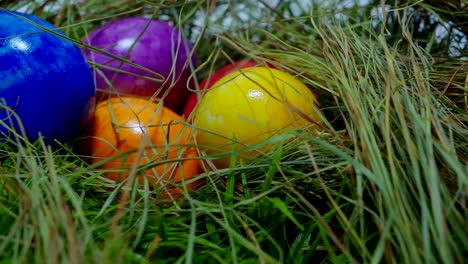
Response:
[193, 67, 322, 167]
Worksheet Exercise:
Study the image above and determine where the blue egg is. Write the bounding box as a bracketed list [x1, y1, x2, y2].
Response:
[0, 10, 95, 145]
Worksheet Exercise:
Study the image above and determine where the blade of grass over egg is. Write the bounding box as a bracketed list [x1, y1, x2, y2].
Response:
[261, 143, 282, 193]
[224, 141, 240, 207]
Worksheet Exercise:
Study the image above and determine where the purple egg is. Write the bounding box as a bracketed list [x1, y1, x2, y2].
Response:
[83, 17, 197, 112]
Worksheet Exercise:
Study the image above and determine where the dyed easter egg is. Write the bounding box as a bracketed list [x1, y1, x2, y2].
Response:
[193, 67, 322, 167]
[0, 10, 95, 144]
[83, 17, 197, 113]
[183, 59, 260, 119]
[85, 97, 201, 197]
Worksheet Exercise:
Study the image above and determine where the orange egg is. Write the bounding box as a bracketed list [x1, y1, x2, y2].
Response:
[85, 96, 201, 198]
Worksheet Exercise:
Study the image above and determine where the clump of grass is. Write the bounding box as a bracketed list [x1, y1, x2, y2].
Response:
[0, 0, 467, 263]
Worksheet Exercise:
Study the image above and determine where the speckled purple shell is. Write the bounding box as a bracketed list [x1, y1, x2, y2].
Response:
[83, 17, 197, 112]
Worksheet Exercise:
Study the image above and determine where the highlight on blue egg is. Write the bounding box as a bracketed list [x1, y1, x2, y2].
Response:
[0, 10, 96, 145]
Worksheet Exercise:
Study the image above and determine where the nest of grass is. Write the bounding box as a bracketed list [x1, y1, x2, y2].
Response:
[0, 1, 467, 263]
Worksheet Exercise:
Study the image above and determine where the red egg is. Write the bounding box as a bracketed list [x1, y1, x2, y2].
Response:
[83, 17, 197, 113]
[182, 59, 262, 119]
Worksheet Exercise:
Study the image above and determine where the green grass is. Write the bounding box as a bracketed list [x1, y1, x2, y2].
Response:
[1, 0, 467, 263]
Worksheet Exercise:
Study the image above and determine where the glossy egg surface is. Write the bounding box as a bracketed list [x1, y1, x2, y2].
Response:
[83, 17, 197, 112]
[86, 96, 200, 195]
[183, 59, 260, 119]
[193, 67, 322, 167]
[0, 10, 96, 144]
